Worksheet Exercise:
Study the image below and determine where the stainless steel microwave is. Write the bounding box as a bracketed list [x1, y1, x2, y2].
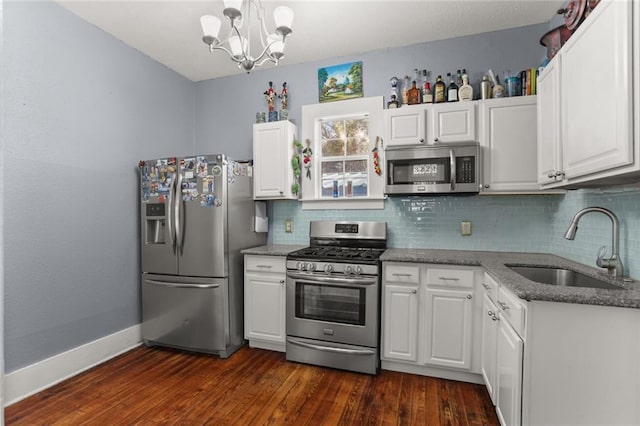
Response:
[385, 143, 480, 194]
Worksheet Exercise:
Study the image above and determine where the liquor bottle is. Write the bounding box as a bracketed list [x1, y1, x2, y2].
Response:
[447, 72, 459, 102]
[456, 69, 463, 87]
[423, 81, 433, 104]
[402, 75, 410, 105]
[480, 75, 492, 100]
[408, 81, 421, 105]
[458, 73, 473, 101]
[413, 69, 422, 103]
[433, 75, 446, 103]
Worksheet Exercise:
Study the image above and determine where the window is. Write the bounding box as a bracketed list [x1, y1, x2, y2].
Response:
[319, 115, 370, 198]
[301, 96, 384, 209]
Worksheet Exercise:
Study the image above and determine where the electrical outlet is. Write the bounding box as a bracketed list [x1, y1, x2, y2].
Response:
[285, 219, 294, 233]
[460, 221, 472, 236]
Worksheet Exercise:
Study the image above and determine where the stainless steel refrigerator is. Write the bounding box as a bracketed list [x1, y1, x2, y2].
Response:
[139, 154, 266, 358]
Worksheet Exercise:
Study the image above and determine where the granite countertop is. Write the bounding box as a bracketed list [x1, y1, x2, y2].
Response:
[380, 249, 640, 309]
[241, 244, 306, 257]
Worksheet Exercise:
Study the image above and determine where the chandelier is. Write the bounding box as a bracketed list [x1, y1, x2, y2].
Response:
[200, 0, 294, 73]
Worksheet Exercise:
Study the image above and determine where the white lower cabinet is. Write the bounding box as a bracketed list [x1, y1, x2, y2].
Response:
[244, 255, 286, 352]
[422, 269, 474, 369]
[382, 283, 419, 362]
[480, 292, 499, 405]
[496, 316, 523, 426]
[382, 262, 482, 382]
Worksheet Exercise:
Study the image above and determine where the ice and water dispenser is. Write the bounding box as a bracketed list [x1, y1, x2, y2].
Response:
[145, 203, 166, 244]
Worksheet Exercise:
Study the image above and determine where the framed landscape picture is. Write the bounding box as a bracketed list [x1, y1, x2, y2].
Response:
[318, 61, 363, 103]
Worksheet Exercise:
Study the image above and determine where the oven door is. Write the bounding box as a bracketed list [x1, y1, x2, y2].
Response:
[286, 271, 379, 348]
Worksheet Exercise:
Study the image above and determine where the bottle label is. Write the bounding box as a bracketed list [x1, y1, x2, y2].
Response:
[423, 93, 433, 104]
[448, 88, 458, 102]
[435, 86, 445, 103]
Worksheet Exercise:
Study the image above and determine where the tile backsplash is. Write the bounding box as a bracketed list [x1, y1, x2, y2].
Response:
[269, 187, 640, 280]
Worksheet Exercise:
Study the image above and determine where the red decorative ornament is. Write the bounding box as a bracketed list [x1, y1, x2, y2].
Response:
[372, 136, 383, 176]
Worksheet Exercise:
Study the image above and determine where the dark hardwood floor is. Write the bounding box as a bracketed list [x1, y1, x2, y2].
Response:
[6, 345, 499, 425]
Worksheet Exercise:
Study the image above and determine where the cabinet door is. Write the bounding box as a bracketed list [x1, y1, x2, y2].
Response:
[537, 57, 563, 185]
[496, 320, 523, 426]
[244, 273, 286, 343]
[253, 121, 296, 199]
[422, 288, 473, 369]
[480, 97, 539, 192]
[382, 284, 419, 362]
[431, 103, 476, 144]
[385, 107, 426, 147]
[561, 0, 633, 180]
[480, 292, 499, 405]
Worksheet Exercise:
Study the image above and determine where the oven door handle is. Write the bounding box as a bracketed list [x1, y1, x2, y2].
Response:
[287, 338, 376, 356]
[286, 271, 378, 286]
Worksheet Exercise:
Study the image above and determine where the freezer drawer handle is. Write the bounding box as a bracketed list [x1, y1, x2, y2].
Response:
[146, 279, 220, 289]
[287, 338, 375, 356]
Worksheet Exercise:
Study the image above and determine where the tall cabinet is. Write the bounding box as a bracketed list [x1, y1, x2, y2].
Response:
[537, 0, 639, 187]
[253, 121, 299, 199]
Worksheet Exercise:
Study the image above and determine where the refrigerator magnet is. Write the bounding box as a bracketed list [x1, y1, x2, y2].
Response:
[211, 165, 222, 176]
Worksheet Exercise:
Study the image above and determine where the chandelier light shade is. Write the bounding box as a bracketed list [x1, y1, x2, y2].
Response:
[200, 0, 294, 73]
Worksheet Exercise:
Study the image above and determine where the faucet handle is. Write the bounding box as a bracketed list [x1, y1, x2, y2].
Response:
[596, 245, 609, 268]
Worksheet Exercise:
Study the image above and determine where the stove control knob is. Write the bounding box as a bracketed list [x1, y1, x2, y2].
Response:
[324, 264, 334, 274]
[354, 266, 363, 275]
[308, 263, 316, 272]
[297, 262, 304, 271]
[344, 265, 353, 275]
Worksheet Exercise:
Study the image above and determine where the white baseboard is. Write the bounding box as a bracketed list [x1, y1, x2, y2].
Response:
[4, 325, 142, 406]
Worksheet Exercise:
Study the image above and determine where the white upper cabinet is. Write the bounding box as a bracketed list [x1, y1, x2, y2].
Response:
[431, 102, 476, 144]
[253, 121, 298, 199]
[479, 96, 540, 193]
[538, 0, 639, 188]
[536, 57, 563, 185]
[384, 103, 476, 148]
[385, 106, 426, 147]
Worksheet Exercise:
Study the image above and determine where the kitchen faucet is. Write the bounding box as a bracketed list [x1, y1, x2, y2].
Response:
[563, 207, 624, 278]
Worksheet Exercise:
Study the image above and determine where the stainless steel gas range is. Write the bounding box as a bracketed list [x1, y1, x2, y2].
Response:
[285, 221, 387, 375]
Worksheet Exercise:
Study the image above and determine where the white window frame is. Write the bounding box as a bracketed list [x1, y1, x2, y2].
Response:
[301, 96, 385, 210]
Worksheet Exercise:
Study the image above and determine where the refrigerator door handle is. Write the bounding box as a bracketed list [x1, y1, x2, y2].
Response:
[167, 172, 177, 253]
[175, 172, 183, 254]
[145, 279, 220, 289]
[175, 172, 184, 256]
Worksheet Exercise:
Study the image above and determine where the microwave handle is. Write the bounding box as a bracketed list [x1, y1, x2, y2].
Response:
[388, 161, 394, 185]
[449, 149, 456, 191]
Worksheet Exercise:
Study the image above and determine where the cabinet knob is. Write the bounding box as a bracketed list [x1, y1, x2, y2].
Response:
[554, 171, 565, 178]
[488, 310, 494, 316]
[484, 184, 490, 189]
[411, 289, 417, 294]
[497, 301, 510, 310]
[547, 173, 556, 178]
[482, 283, 490, 290]
[419, 138, 425, 143]
[433, 138, 439, 142]
[467, 294, 473, 299]
[280, 280, 285, 284]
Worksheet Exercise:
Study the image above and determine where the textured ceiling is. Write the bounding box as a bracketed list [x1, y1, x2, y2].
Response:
[55, 0, 564, 82]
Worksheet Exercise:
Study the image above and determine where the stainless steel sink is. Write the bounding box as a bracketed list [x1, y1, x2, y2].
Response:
[507, 266, 624, 290]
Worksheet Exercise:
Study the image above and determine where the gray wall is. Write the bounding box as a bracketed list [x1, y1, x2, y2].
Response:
[194, 23, 550, 158]
[3, 1, 195, 372]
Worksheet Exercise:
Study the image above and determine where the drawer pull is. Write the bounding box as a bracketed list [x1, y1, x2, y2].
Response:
[482, 283, 491, 290]
[466, 294, 472, 299]
[497, 301, 510, 310]
[439, 276, 460, 281]
[256, 265, 273, 269]
[393, 273, 413, 278]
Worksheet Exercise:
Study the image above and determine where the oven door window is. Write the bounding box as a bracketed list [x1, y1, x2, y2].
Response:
[295, 282, 366, 326]
[391, 158, 450, 184]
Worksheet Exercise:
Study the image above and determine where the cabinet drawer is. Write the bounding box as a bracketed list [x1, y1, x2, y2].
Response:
[245, 255, 286, 274]
[481, 272, 499, 300]
[496, 286, 526, 338]
[385, 264, 420, 284]
[426, 268, 474, 289]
